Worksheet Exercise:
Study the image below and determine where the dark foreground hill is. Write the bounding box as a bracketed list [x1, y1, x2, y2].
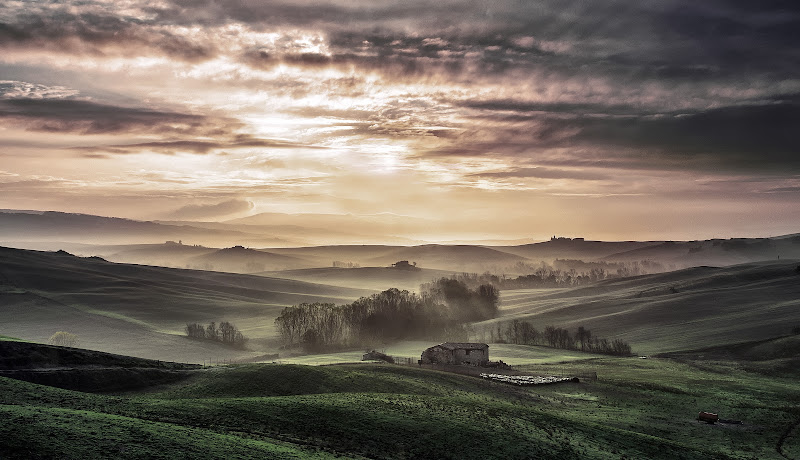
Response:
[0, 340, 199, 392]
[492, 260, 800, 354]
[1, 339, 798, 459]
[0, 246, 372, 362]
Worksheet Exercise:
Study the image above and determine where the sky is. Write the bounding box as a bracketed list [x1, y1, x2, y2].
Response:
[1, 0, 799, 243]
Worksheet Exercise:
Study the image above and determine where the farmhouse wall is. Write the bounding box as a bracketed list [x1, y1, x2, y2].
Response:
[420, 343, 489, 366]
[453, 347, 488, 365]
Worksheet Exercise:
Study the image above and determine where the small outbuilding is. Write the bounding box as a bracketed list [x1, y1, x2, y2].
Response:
[420, 342, 489, 366]
[698, 412, 719, 424]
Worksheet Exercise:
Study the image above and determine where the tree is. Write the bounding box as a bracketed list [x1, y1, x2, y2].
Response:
[49, 331, 79, 348]
[186, 321, 247, 348]
[543, 325, 557, 347]
[206, 322, 219, 341]
[185, 323, 206, 339]
[302, 329, 321, 353]
[576, 326, 591, 352]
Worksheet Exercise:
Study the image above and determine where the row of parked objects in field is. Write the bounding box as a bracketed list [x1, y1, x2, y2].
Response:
[480, 373, 579, 385]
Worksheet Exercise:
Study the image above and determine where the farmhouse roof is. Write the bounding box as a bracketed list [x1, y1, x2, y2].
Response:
[437, 342, 489, 350]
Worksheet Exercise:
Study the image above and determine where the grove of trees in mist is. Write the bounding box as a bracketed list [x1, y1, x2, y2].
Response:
[452, 259, 667, 290]
[275, 278, 499, 351]
[185, 321, 247, 348]
[474, 320, 632, 356]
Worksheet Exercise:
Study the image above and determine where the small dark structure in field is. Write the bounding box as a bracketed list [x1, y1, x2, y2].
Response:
[698, 412, 719, 424]
[420, 342, 489, 366]
[362, 350, 394, 363]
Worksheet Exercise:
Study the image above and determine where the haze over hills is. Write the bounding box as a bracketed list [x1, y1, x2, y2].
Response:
[3, 210, 799, 274]
[0, 210, 279, 247]
[0, 246, 372, 362]
[0, 210, 417, 248]
[263, 266, 458, 292]
[185, 246, 312, 273]
[491, 237, 656, 261]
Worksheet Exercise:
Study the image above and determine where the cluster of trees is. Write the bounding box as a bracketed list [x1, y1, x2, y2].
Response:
[452, 259, 667, 290]
[476, 320, 632, 356]
[275, 278, 499, 351]
[332, 261, 360, 268]
[185, 321, 247, 348]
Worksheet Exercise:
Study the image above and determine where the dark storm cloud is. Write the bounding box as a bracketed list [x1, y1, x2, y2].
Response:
[0, 10, 215, 61]
[2, 0, 799, 176]
[567, 101, 800, 167]
[449, 96, 800, 173]
[0, 99, 229, 135]
[3, 0, 798, 87]
[220, 0, 800, 84]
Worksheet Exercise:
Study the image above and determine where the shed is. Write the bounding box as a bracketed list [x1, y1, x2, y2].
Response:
[420, 342, 489, 366]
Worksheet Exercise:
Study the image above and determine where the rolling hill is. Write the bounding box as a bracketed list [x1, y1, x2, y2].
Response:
[362, 244, 528, 272]
[492, 238, 657, 261]
[262, 266, 457, 291]
[2, 346, 799, 459]
[0, 246, 372, 362]
[0, 210, 263, 246]
[603, 236, 800, 267]
[489, 260, 800, 354]
[184, 246, 313, 273]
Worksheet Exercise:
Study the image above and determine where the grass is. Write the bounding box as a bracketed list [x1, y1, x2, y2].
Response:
[2, 352, 799, 459]
[0, 335, 28, 342]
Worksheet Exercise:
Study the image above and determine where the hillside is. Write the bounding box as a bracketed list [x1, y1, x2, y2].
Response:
[2, 350, 799, 459]
[185, 246, 312, 273]
[603, 237, 800, 267]
[0, 246, 372, 362]
[262, 266, 456, 291]
[363, 244, 528, 272]
[493, 238, 657, 261]
[0, 210, 264, 246]
[489, 260, 800, 354]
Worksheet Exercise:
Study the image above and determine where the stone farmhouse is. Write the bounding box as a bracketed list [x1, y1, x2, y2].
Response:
[420, 342, 489, 366]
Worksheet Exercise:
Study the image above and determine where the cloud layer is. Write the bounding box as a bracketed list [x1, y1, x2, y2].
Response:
[0, 0, 798, 240]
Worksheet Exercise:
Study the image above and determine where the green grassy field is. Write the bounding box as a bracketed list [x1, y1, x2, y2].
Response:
[2, 352, 798, 459]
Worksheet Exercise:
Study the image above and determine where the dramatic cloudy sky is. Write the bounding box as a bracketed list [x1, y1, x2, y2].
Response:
[1, 0, 798, 242]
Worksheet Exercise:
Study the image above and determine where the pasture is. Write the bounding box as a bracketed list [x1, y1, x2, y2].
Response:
[1, 348, 798, 459]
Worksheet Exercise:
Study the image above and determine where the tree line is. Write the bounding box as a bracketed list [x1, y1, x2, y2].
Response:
[455, 259, 668, 290]
[474, 320, 632, 356]
[185, 321, 247, 348]
[275, 278, 499, 352]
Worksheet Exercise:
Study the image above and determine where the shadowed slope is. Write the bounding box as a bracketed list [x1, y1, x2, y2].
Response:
[492, 260, 800, 354]
[261, 266, 455, 291]
[0, 246, 371, 362]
